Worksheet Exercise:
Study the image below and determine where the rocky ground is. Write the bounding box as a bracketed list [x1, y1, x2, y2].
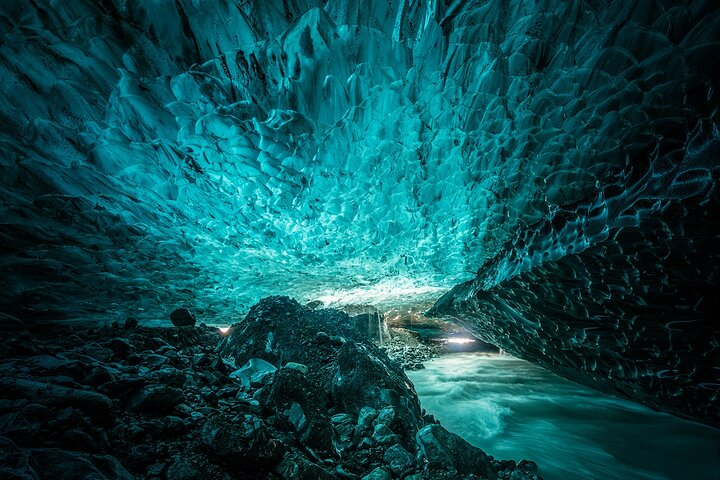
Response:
[0, 297, 542, 480]
[379, 329, 442, 371]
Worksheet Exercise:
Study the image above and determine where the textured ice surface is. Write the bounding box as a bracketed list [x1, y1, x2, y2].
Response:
[0, 0, 719, 422]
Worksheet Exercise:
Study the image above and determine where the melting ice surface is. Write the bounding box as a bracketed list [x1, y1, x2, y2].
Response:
[407, 353, 720, 480]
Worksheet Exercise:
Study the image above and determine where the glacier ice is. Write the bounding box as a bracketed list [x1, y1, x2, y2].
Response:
[0, 1, 719, 425]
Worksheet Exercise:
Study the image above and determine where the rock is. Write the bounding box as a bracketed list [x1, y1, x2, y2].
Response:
[0, 404, 54, 445]
[166, 451, 231, 480]
[315, 332, 331, 344]
[331, 413, 355, 453]
[284, 362, 309, 375]
[286, 401, 307, 432]
[200, 412, 284, 469]
[256, 368, 334, 453]
[375, 406, 395, 427]
[332, 342, 423, 448]
[127, 384, 183, 413]
[275, 450, 336, 480]
[170, 308, 196, 327]
[229, 358, 277, 388]
[83, 365, 114, 387]
[61, 428, 96, 452]
[518, 460, 538, 475]
[149, 367, 185, 388]
[98, 377, 146, 399]
[383, 444, 414, 475]
[28, 448, 133, 480]
[0, 436, 36, 479]
[372, 423, 400, 446]
[357, 406, 378, 427]
[0, 377, 113, 425]
[361, 467, 391, 480]
[145, 463, 165, 478]
[108, 338, 133, 357]
[416, 424, 496, 479]
[510, 460, 540, 480]
[124, 317, 138, 329]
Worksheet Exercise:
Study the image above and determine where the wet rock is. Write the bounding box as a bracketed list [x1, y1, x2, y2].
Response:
[510, 460, 540, 480]
[332, 342, 423, 448]
[383, 444, 414, 475]
[199, 412, 284, 469]
[331, 413, 356, 453]
[372, 424, 400, 446]
[517, 460, 538, 475]
[361, 466, 391, 480]
[284, 362, 309, 375]
[375, 407, 395, 427]
[170, 309, 196, 327]
[256, 368, 334, 453]
[229, 358, 277, 388]
[275, 450, 336, 480]
[416, 424, 496, 479]
[357, 407, 378, 427]
[127, 384, 183, 414]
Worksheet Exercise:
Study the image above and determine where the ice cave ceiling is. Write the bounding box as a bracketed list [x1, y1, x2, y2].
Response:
[1, 1, 719, 425]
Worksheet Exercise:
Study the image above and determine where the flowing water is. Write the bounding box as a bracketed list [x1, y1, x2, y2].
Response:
[407, 353, 720, 480]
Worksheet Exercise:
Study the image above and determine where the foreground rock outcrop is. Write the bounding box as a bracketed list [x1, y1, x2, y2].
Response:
[0, 297, 541, 479]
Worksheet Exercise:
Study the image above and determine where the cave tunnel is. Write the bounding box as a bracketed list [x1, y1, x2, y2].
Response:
[1, 1, 719, 479]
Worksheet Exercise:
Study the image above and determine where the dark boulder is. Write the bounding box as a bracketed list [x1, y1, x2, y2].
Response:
[383, 443, 414, 475]
[124, 317, 138, 329]
[127, 384, 183, 414]
[219, 297, 423, 448]
[256, 367, 334, 453]
[416, 424, 496, 479]
[332, 342, 423, 448]
[170, 309, 196, 327]
[199, 412, 284, 470]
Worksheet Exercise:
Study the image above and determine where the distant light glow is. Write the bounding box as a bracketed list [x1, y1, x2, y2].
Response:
[218, 326, 231, 334]
[445, 337, 476, 344]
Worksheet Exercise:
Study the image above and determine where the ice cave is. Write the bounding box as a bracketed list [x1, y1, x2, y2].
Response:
[0, 1, 719, 479]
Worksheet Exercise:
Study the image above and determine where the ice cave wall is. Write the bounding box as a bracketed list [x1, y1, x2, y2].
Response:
[0, 1, 719, 422]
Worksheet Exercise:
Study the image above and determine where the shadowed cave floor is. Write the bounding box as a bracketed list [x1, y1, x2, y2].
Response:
[0, 297, 537, 480]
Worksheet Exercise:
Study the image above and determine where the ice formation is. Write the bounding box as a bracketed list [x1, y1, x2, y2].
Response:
[1, 1, 718, 425]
